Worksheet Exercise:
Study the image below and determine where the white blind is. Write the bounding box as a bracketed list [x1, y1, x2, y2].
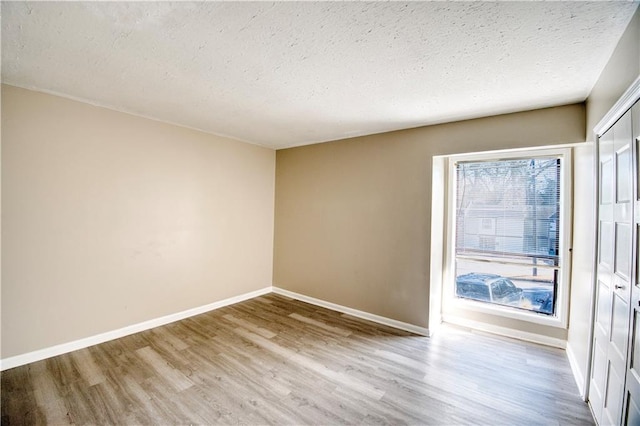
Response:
[455, 157, 561, 265]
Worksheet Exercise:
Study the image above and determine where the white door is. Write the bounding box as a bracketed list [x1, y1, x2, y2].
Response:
[623, 101, 640, 425]
[590, 108, 634, 426]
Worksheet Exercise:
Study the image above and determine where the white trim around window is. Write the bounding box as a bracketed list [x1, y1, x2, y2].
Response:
[442, 147, 573, 328]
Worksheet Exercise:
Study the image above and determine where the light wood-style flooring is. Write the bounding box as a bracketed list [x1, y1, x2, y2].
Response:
[2, 294, 593, 425]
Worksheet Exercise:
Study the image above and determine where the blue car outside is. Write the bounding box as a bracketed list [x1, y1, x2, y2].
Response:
[455, 273, 523, 306]
[521, 287, 554, 314]
[456, 273, 554, 315]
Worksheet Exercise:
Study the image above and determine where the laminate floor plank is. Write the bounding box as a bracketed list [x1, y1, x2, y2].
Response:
[1, 294, 593, 425]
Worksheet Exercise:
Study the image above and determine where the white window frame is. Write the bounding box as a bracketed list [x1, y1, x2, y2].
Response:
[443, 147, 572, 328]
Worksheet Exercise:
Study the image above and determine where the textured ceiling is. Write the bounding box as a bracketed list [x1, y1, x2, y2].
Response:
[2, 2, 638, 149]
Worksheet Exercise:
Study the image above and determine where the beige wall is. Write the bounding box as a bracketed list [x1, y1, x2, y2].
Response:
[274, 104, 585, 331]
[568, 8, 640, 394]
[585, 8, 640, 138]
[1, 85, 275, 358]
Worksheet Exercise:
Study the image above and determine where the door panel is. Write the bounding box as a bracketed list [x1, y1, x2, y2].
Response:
[627, 311, 640, 426]
[613, 292, 630, 360]
[605, 361, 624, 425]
[631, 311, 640, 377]
[617, 145, 632, 203]
[597, 280, 612, 334]
[616, 223, 631, 280]
[592, 338, 607, 420]
[637, 223, 640, 285]
[601, 222, 613, 268]
[603, 158, 614, 204]
[625, 391, 640, 426]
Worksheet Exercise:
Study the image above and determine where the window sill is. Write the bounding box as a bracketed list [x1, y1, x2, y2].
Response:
[450, 297, 567, 328]
[441, 313, 567, 348]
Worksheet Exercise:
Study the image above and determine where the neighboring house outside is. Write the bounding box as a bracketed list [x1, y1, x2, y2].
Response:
[458, 205, 558, 258]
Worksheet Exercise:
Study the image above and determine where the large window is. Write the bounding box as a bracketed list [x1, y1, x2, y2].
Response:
[448, 149, 571, 325]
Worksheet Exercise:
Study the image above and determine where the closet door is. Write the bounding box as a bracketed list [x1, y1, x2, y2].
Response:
[610, 110, 633, 425]
[590, 120, 615, 423]
[591, 109, 634, 426]
[624, 101, 640, 425]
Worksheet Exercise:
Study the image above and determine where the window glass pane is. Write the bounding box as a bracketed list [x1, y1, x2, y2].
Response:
[456, 158, 560, 262]
[454, 157, 560, 315]
[455, 258, 556, 314]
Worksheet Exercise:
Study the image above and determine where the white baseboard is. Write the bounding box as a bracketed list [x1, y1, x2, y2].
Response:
[566, 342, 587, 400]
[442, 314, 566, 349]
[0, 286, 272, 371]
[272, 287, 430, 336]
